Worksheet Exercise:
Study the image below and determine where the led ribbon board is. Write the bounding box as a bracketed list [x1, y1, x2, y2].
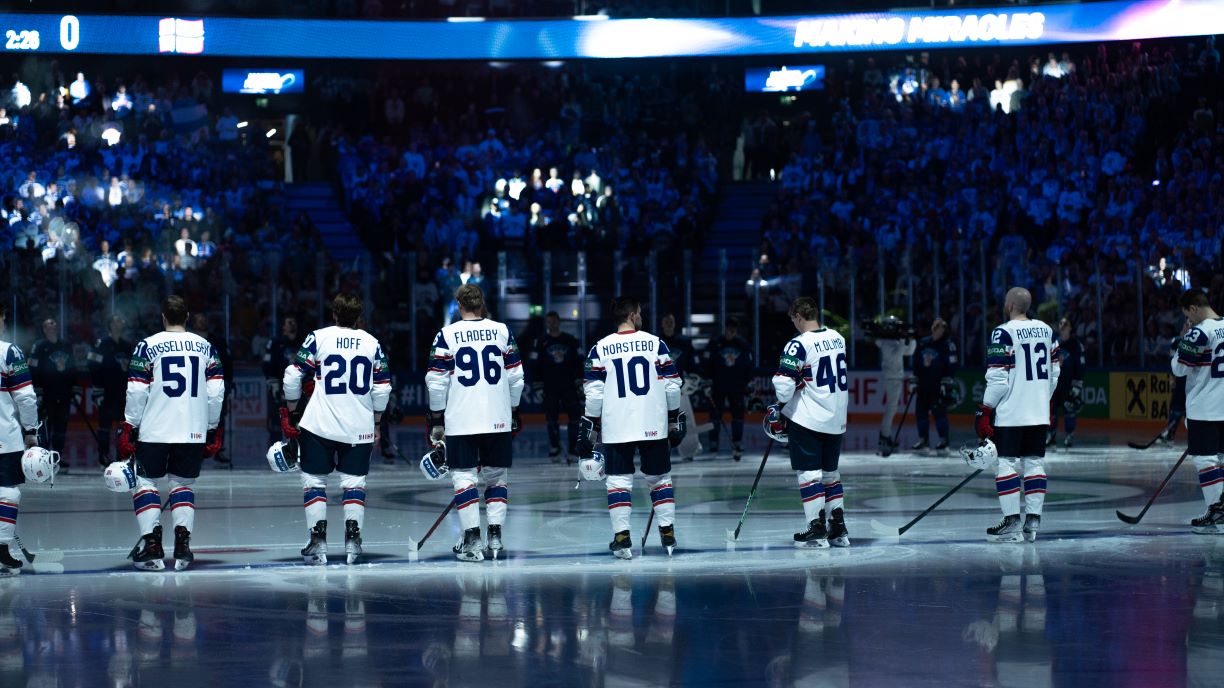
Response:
[2, 1, 1221, 59]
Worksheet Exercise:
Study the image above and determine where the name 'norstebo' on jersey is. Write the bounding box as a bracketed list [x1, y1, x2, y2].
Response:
[583, 330, 681, 444]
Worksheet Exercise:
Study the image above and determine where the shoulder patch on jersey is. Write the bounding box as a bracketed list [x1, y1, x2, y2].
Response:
[5, 344, 24, 365]
[990, 327, 1013, 346]
[1184, 328, 1210, 348]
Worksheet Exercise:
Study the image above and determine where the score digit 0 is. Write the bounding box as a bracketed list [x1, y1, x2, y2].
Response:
[60, 15, 79, 51]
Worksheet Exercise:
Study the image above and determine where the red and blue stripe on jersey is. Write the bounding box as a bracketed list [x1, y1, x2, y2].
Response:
[986, 328, 1016, 369]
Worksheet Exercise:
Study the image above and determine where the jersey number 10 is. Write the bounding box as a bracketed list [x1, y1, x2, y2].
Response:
[611, 356, 651, 397]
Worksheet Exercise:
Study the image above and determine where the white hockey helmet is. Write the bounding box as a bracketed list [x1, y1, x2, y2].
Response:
[104, 461, 138, 493]
[763, 405, 789, 444]
[267, 441, 299, 473]
[578, 451, 606, 482]
[21, 446, 60, 484]
[962, 439, 999, 470]
[420, 442, 448, 481]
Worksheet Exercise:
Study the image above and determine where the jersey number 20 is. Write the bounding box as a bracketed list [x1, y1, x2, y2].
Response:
[323, 355, 372, 394]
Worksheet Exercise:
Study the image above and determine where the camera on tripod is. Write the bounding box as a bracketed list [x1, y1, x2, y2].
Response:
[861, 315, 915, 340]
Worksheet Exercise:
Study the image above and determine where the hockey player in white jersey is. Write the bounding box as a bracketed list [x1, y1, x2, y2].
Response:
[579, 297, 684, 559]
[117, 296, 225, 571]
[973, 287, 1060, 543]
[1174, 291, 1224, 533]
[282, 293, 391, 565]
[767, 297, 850, 548]
[425, 284, 524, 562]
[0, 303, 42, 575]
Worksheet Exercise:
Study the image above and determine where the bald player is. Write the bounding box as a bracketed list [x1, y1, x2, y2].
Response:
[974, 287, 1060, 543]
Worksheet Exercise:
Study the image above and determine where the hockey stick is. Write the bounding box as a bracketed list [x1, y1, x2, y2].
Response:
[1116, 449, 1190, 525]
[871, 468, 983, 536]
[641, 508, 655, 553]
[12, 534, 63, 564]
[727, 439, 775, 542]
[889, 389, 915, 448]
[407, 500, 455, 561]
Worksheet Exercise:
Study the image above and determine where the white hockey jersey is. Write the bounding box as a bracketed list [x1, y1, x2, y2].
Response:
[983, 319, 1061, 427]
[584, 329, 681, 444]
[126, 331, 225, 444]
[284, 326, 391, 444]
[425, 318, 524, 436]
[772, 327, 849, 435]
[876, 338, 916, 379]
[1172, 317, 1224, 421]
[0, 341, 38, 454]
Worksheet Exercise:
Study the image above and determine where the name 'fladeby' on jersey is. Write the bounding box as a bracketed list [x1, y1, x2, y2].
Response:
[584, 330, 681, 444]
[0, 341, 38, 453]
[126, 331, 225, 443]
[984, 319, 1061, 427]
[772, 328, 849, 435]
[1172, 317, 1224, 421]
[426, 318, 525, 436]
[284, 326, 391, 444]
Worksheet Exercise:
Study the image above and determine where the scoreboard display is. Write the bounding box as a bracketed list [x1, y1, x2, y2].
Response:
[2, 1, 1221, 60]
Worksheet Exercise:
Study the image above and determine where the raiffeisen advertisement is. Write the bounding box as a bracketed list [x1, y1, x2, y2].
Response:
[1, 1, 1221, 59]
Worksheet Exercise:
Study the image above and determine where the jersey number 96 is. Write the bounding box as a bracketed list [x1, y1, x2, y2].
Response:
[455, 346, 502, 387]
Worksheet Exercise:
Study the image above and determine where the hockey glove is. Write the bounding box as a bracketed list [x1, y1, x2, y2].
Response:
[906, 377, 919, 395]
[765, 403, 788, 437]
[426, 409, 445, 447]
[668, 409, 687, 448]
[511, 407, 522, 437]
[279, 407, 301, 439]
[1065, 380, 1084, 414]
[974, 404, 995, 440]
[117, 422, 138, 459]
[22, 428, 37, 448]
[203, 427, 224, 457]
[576, 416, 601, 458]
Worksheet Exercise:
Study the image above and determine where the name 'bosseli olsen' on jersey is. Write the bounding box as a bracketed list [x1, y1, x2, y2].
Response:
[284, 326, 392, 444]
[126, 331, 226, 444]
[583, 331, 681, 444]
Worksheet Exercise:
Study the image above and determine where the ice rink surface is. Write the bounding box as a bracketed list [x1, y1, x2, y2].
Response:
[5, 425, 1224, 687]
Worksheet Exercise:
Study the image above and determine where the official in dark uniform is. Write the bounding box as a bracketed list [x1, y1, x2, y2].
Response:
[30, 318, 77, 458]
[264, 316, 299, 445]
[703, 317, 753, 460]
[1048, 317, 1086, 448]
[531, 311, 583, 461]
[659, 313, 694, 377]
[911, 318, 958, 451]
[89, 314, 131, 465]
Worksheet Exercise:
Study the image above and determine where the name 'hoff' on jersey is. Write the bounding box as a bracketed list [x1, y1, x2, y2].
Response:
[284, 326, 391, 444]
[426, 318, 525, 436]
[126, 332, 225, 444]
[1172, 317, 1224, 421]
[584, 331, 681, 444]
[0, 341, 37, 453]
[771, 328, 848, 435]
[983, 320, 1061, 427]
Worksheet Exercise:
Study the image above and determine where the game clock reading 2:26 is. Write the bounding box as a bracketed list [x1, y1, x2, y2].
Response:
[4, 15, 79, 51]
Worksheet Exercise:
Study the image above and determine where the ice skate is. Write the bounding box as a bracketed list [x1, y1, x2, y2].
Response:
[453, 527, 485, 562]
[486, 524, 504, 560]
[129, 525, 166, 571]
[878, 434, 894, 457]
[1063, 432, 1075, 449]
[1023, 514, 1041, 543]
[1045, 429, 1056, 448]
[987, 515, 1024, 543]
[0, 544, 22, 576]
[793, 517, 829, 549]
[548, 445, 562, 463]
[1191, 501, 1224, 534]
[658, 524, 676, 556]
[934, 439, 948, 452]
[609, 530, 633, 560]
[301, 521, 327, 565]
[344, 520, 363, 565]
[911, 438, 928, 451]
[827, 509, 850, 547]
[173, 526, 193, 571]
[732, 444, 743, 462]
